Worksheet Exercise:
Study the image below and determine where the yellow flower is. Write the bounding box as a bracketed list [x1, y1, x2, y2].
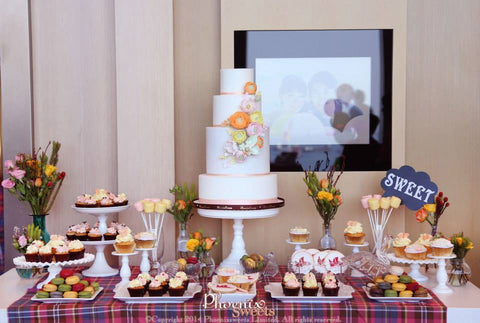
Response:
[456, 237, 463, 246]
[231, 130, 247, 144]
[320, 178, 329, 189]
[186, 238, 200, 252]
[44, 164, 57, 177]
[467, 241, 474, 249]
[249, 111, 263, 125]
[424, 204, 436, 213]
[34, 178, 42, 187]
[317, 191, 333, 201]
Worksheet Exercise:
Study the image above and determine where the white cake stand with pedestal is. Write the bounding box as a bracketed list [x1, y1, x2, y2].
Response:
[136, 248, 155, 274]
[286, 239, 310, 251]
[387, 253, 437, 282]
[72, 205, 130, 277]
[428, 254, 456, 294]
[112, 251, 138, 291]
[194, 198, 284, 272]
[344, 242, 369, 277]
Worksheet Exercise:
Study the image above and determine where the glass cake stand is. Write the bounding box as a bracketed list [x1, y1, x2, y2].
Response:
[72, 204, 130, 277]
[194, 198, 284, 272]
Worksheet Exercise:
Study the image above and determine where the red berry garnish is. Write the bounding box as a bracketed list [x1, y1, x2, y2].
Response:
[446, 202, 450, 207]
[439, 192, 443, 197]
[444, 197, 448, 202]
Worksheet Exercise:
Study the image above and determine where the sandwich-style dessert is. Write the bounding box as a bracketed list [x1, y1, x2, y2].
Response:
[344, 221, 365, 245]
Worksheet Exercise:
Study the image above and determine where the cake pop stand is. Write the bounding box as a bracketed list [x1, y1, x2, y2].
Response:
[344, 242, 369, 277]
[112, 251, 138, 291]
[72, 205, 130, 277]
[13, 253, 95, 289]
[428, 254, 456, 294]
[286, 239, 310, 251]
[136, 248, 155, 274]
[387, 253, 437, 282]
[194, 198, 284, 272]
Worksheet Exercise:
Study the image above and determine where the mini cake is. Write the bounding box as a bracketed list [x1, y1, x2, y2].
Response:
[68, 240, 85, 260]
[227, 275, 251, 291]
[404, 244, 427, 260]
[216, 268, 239, 283]
[88, 228, 102, 241]
[175, 271, 189, 290]
[103, 226, 117, 240]
[283, 277, 300, 296]
[302, 273, 319, 296]
[168, 278, 185, 296]
[148, 279, 166, 296]
[289, 227, 310, 242]
[134, 232, 156, 249]
[114, 230, 135, 254]
[114, 193, 128, 206]
[393, 233, 411, 258]
[25, 244, 39, 262]
[54, 245, 70, 262]
[343, 221, 366, 245]
[127, 279, 146, 297]
[39, 245, 53, 263]
[416, 233, 433, 254]
[75, 194, 97, 208]
[430, 238, 454, 256]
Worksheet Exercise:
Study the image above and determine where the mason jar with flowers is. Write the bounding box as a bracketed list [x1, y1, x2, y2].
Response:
[447, 233, 474, 286]
[185, 230, 219, 278]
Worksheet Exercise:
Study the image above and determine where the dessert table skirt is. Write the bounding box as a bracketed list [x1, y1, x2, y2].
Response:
[7, 266, 446, 323]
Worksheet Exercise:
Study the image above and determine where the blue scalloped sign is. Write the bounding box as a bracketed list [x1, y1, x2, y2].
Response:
[381, 165, 438, 211]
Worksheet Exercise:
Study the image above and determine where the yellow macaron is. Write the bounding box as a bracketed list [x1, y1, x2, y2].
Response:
[43, 283, 57, 292]
[399, 290, 413, 297]
[63, 291, 78, 298]
[384, 274, 399, 283]
[392, 283, 407, 292]
[374, 277, 385, 283]
[65, 276, 80, 285]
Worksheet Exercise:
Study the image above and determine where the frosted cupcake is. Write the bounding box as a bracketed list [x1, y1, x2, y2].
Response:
[148, 279, 166, 296]
[54, 245, 70, 262]
[25, 244, 39, 262]
[88, 228, 102, 241]
[302, 273, 319, 296]
[283, 277, 300, 296]
[416, 233, 433, 254]
[68, 240, 85, 260]
[404, 244, 427, 260]
[168, 278, 185, 296]
[344, 221, 366, 245]
[393, 233, 411, 258]
[103, 226, 117, 241]
[39, 245, 53, 263]
[431, 238, 454, 256]
[114, 230, 135, 254]
[134, 232, 156, 249]
[289, 227, 310, 242]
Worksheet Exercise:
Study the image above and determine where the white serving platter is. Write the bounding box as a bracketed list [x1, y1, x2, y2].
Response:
[362, 286, 433, 302]
[31, 287, 104, 303]
[114, 283, 202, 304]
[265, 282, 354, 303]
[207, 275, 257, 303]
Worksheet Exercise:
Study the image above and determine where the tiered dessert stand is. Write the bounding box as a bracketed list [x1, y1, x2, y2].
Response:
[194, 199, 284, 272]
[387, 253, 437, 282]
[287, 239, 310, 251]
[429, 254, 457, 294]
[344, 242, 369, 277]
[13, 253, 95, 289]
[72, 204, 130, 277]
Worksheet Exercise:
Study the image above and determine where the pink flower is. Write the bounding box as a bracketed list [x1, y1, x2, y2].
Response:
[239, 95, 258, 113]
[246, 122, 265, 136]
[134, 201, 144, 212]
[15, 154, 25, 162]
[4, 160, 14, 170]
[10, 168, 26, 180]
[18, 235, 27, 248]
[1, 179, 15, 189]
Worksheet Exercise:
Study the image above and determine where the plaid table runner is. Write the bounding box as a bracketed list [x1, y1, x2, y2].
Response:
[8, 266, 446, 323]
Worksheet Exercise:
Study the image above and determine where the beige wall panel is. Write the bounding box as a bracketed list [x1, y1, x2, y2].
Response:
[406, 0, 480, 286]
[30, 0, 118, 262]
[115, 0, 175, 263]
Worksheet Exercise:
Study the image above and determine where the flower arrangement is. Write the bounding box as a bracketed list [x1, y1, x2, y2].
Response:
[448, 232, 473, 286]
[450, 232, 473, 259]
[167, 183, 197, 230]
[415, 191, 449, 236]
[221, 83, 265, 165]
[12, 224, 42, 254]
[185, 230, 219, 278]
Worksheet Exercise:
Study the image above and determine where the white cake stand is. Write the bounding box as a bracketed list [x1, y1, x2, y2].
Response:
[387, 253, 437, 282]
[344, 242, 369, 277]
[286, 239, 310, 251]
[72, 205, 130, 277]
[13, 253, 95, 289]
[429, 254, 456, 294]
[136, 248, 155, 274]
[112, 251, 138, 291]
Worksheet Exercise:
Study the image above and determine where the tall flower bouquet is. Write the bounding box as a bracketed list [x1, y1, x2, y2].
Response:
[185, 230, 219, 278]
[415, 191, 449, 237]
[2, 141, 66, 242]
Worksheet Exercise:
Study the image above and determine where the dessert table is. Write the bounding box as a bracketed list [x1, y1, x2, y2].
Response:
[1, 266, 480, 322]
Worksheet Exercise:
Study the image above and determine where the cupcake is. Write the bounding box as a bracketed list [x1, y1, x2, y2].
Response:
[93, 189, 109, 205]
[343, 221, 366, 245]
[66, 226, 77, 241]
[216, 268, 239, 284]
[134, 232, 156, 249]
[404, 244, 427, 260]
[148, 278, 166, 296]
[175, 271, 189, 290]
[103, 227, 117, 241]
[137, 273, 152, 288]
[75, 194, 97, 208]
[393, 233, 411, 258]
[227, 275, 251, 291]
[127, 279, 146, 297]
[323, 280, 339, 296]
[68, 240, 85, 260]
[282, 272, 297, 294]
[321, 271, 336, 291]
[114, 230, 135, 254]
[47, 239, 67, 255]
[154, 272, 169, 291]
[430, 238, 454, 256]
[25, 244, 39, 262]
[114, 193, 128, 206]
[283, 277, 300, 296]
[289, 227, 310, 242]
[39, 245, 53, 263]
[75, 226, 88, 241]
[54, 245, 70, 262]
[88, 228, 102, 241]
[168, 278, 185, 296]
[302, 273, 319, 296]
[416, 233, 433, 254]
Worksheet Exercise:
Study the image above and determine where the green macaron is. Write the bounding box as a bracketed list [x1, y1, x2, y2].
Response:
[51, 277, 65, 285]
[78, 291, 92, 298]
[36, 291, 50, 299]
[398, 275, 412, 284]
[58, 284, 72, 292]
[79, 280, 89, 288]
[91, 282, 100, 291]
[384, 289, 398, 297]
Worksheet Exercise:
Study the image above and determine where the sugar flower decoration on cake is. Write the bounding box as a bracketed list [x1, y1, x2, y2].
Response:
[244, 82, 257, 95]
[228, 112, 250, 129]
[231, 130, 247, 144]
[239, 96, 259, 113]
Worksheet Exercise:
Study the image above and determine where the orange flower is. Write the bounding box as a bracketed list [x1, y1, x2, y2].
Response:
[34, 178, 42, 187]
[192, 231, 202, 240]
[228, 112, 250, 129]
[307, 189, 312, 196]
[320, 178, 329, 189]
[334, 195, 342, 205]
[177, 200, 186, 210]
[256, 136, 264, 149]
[415, 208, 428, 223]
[244, 82, 257, 95]
[205, 237, 216, 250]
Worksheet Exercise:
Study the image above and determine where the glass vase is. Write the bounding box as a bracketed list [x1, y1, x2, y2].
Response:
[31, 214, 50, 243]
[447, 258, 471, 286]
[177, 223, 188, 259]
[197, 251, 215, 279]
[319, 222, 336, 250]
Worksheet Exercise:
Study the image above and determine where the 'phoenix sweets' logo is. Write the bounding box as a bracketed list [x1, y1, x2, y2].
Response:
[203, 292, 275, 318]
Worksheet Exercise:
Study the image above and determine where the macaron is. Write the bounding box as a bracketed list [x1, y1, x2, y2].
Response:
[384, 289, 398, 297]
[72, 283, 85, 292]
[43, 283, 57, 292]
[384, 274, 399, 283]
[83, 286, 95, 294]
[36, 291, 49, 299]
[49, 291, 63, 298]
[369, 287, 384, 297]
[399, 275, 412, 284]
[60, 269, 74, 279]
[414, 287, 428, 297]
[392, 283, 407, 292]
[66, 276, 80, 285]
[73, 272, 83, 280]
[374, 277, 384, 284]
[399, 290, 413, 297]
[63, 291, 78, 298]
[91, 282, 100, 291]
[78, 291, 93, 298]
[51, 277, 65, 285]
[58, 284, 72, 292]
[406, 282, 420, 291]
[79, 280, 89, 288]
[377, 282, 392, 290]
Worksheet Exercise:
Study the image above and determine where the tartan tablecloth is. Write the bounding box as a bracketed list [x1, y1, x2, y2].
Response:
[8, 266, 446, 323]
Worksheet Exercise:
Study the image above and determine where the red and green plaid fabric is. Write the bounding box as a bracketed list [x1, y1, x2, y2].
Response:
[8, 266, 446, 322]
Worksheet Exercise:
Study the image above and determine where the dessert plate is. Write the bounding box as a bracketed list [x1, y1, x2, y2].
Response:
[207, 275, 257, 303]
[31, 287, 104, 303]
[265, 283, 353, 303]
[114, 283, 202, 304]
[362, 286, 432, 302]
